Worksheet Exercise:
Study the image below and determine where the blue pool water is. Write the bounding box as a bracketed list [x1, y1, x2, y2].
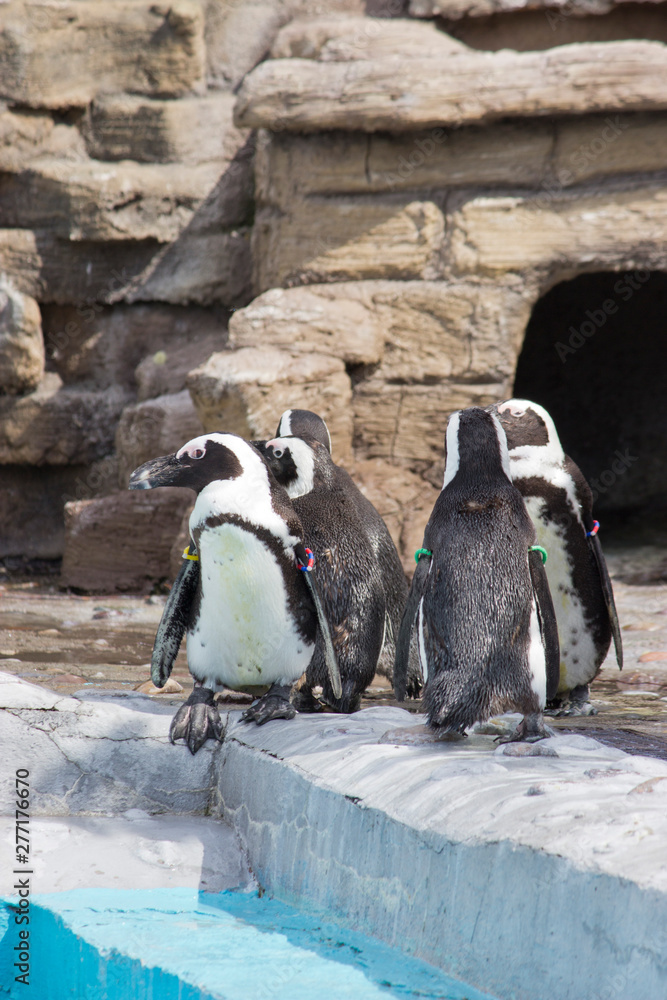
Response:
[1, 888, 497, 1000]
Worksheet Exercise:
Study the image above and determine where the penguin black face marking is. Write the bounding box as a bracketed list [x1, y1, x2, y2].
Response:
[128, 435, 244, 493]
[494, 400, 550, 450]
[259, 436, 317, 498]
[275, 409, 332, 454]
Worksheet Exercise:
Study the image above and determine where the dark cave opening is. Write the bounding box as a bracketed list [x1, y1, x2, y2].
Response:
[513, 270, 667, 525]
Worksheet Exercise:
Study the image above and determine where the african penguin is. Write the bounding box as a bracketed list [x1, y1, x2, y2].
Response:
[270, 409, 417, 695]
[256, 430, 388, 713]
[129, 432, 339, 752]
[492, 398, 622, 715]
[276, 408, 332, 454]
[395, 407, 559, 740]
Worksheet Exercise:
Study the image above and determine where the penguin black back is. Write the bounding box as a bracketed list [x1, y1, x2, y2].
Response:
[402, 408, 558, 735]
[258, 433, 387, 713]
[271, 408, 411, 690]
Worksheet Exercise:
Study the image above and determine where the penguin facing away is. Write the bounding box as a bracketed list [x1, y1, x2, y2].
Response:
[270, 408, 416, 694]
[256, 430, 388, 713]
[492, 398, 622, 715]
[395, 407, 560, 740]
[276, 408, 332, 453]
[129, 432, 339, 752]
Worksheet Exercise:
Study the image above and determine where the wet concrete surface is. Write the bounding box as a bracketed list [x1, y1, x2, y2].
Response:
[1, 547, 666, 760]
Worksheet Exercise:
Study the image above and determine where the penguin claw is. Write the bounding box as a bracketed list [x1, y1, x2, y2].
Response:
[496, 713, 554, 744]
[242, 692, 297, 725]
[291, 687, 324, 714]
[169, 688, 225, 754]
[546, 686, 598, 717]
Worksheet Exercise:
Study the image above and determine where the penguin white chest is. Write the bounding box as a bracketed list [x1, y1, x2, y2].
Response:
[186, 524, 313, 690]
[524, 497, 598, 692]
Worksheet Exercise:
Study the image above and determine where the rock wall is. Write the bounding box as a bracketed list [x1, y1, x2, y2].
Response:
[1, 1, 666, 586]
[0, 0, 362, 578]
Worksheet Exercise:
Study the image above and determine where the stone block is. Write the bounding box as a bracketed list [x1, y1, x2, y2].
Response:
[41, 304, 226, 393]
[187, 347, 353, 460]
[130, 230, 253, 308]
[347, 458, 438, 573]
[0, 277, 44, 394]
[253, 197, 444, 291]
[352, 377, 505, 465]
[0, 228, 252, 308]
[0, 460, 116, 559]
[235, 37, 667, 131]
[358, 279, 529, 383]
[228, 284, 384, 365]
[233, 112, 667, 217]
[271, 14, 465, 61]
[84, 92, 250, 165]
[61, 490, 193, 592]
[448, 183, 667, 277]
[229, 279, 529, 383]
[0, 159, 250, 243]
[0, 1, 205, 108]
[409, 0, 619, 17]
[551, 113, 667, 187]
[203, 0, 285, 89]
[0, 373, 130, 465]
[134, 332, 224, 402]
[0, 108, 87, 171]
[115, 391, 205, 488]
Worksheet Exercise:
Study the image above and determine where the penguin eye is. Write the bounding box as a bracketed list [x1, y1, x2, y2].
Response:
[191, 447, 205, 460]
[273, 448, 284, 459]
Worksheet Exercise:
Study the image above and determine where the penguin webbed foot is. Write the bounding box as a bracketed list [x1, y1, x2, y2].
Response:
[291, 686, 324, 714]
[242, 684, 297, 725]
[546, 685, 597, 718]
[496, 713, 554, 744]
[169, 686, 225, 755]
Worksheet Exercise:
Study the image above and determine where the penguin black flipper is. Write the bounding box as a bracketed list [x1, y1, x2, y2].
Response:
[152, 554, 199, 689]
[294, 541, 342, 700]
[528, 548, 560, 702]
[394, 553, 430, 701]
[566, 455, 623, 672]
[588, 532, 623, 671]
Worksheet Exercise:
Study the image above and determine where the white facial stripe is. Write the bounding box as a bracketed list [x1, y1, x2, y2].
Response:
[176, 432, 213, 460]
[268, 436, 315, 499]
[189, 433, 299, 553]
[323, 420, 332, 454]
[442, 411, 461, 489]
[490, 412, 512, 481]
[277, 410, 292, 437]
[500, 400, 581, 520]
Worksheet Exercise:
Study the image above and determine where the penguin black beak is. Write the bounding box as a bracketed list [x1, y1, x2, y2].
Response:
[128, 453, 182, 490]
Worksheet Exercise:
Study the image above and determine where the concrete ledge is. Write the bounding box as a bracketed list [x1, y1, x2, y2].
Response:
[2, 674, 666, 1000]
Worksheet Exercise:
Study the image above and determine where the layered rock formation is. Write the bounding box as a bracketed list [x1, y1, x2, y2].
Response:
[1, 2, 665, 587]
